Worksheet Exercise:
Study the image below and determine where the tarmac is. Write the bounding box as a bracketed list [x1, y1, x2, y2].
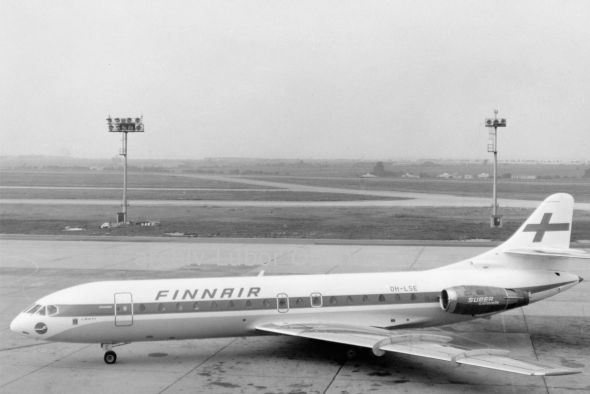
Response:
[0, 237, 588, 394]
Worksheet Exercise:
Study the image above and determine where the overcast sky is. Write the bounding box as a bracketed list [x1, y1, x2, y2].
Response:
[1, 1, 589, 161]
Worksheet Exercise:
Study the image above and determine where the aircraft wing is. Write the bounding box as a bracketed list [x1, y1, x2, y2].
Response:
[256, 323, 580, 376]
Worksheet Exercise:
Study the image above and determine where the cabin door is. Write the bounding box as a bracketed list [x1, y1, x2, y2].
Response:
[114, 293, 133, 327]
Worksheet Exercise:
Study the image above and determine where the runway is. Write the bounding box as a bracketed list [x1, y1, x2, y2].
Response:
[0, 237, 588, 393]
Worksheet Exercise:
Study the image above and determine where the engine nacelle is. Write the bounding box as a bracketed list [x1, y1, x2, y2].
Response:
[440, 285, 529, 315]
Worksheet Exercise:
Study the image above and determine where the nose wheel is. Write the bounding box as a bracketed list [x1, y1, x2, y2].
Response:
[104, 350, 117, 364]
[101, 343, 128, 365]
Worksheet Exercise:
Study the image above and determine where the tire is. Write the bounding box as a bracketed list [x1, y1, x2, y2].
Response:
[104, 350, 117, 365]
[345, 348, 358, 360]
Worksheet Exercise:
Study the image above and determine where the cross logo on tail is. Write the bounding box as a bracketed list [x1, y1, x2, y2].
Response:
[523, 213, 570, 242]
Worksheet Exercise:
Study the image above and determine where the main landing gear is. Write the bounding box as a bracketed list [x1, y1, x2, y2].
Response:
[345, 347, 359, 360]
[101, 343, 129, 364]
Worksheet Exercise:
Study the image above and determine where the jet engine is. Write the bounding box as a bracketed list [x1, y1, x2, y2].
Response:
[440, 285, 529, 315]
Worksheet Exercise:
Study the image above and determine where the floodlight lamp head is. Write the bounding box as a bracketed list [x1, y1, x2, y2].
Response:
[135, 118, 141, 123]
[107, 117, 112, 124]
[127, 118, 132, 123]
[115, 118, 120, 123]
[494, 109, 498, 115]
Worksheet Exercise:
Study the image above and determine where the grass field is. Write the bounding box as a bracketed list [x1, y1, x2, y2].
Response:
[1, 203, 589, 242]
[0, 171, 274, 189]
[241, 176, 590, 202]
[1, 169, 588, 241]
[0, 188, 398, 201]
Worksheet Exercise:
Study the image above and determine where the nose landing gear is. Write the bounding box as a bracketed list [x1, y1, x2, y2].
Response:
[101, 342, 129, 364]
[104, 350, 117, 364]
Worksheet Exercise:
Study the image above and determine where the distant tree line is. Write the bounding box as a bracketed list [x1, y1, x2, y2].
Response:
[228, 169, 279, 175]
[371, 162, 403, 177]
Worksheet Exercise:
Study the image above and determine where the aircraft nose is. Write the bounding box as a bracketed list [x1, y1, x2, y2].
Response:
[10, 315, 20, 333]
[579, 276, 584, 283]
[10, 314, 27, 335]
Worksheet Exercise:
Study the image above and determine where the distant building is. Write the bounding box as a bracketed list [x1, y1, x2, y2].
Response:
[477, 173, 490, 179]
[436, 173, 452, 178]
[402, 173, 420, 178]
[452, 174, 463, 179]
[464, 174, 473, 179]
[360, 173, 377, 178]
[511, 175, 537, 180]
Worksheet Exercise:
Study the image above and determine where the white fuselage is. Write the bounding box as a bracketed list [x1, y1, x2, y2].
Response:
[10, 263, 579, 344]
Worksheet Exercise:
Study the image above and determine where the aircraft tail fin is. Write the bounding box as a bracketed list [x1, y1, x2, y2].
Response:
[500, 193, 574, 251]
[442, 193, 588, 272]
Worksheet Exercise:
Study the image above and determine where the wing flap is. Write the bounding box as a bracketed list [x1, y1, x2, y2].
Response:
[458, 355, 581, 376]
[257, 323, 388, 349]
[256, 323, 581, 376]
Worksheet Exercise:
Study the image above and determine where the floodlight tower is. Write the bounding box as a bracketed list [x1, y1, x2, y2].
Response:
[485, 110, 506, 228]
[107, 116, 144, 223]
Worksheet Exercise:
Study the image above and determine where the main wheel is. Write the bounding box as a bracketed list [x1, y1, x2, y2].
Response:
[345, 347, 358, 360]
[104, 350, 117, 364]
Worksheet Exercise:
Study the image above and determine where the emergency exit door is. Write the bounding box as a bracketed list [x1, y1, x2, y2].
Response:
[277, 293, 289, 313]
[114, 293, 133, 326]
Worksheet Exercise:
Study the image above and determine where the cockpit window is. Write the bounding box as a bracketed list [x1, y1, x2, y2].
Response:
[26, 304, 42, 314]
[36, 306, 47, 316]
[47, 305, 58, 316]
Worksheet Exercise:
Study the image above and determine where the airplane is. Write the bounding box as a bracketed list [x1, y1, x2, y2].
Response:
[10, 193, 589, 376]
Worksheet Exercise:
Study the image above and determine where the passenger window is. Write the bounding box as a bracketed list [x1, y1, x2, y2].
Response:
[158, 303, 165, 312]
[278, 298, 287, 308]
[175, 303, 183, 311]
[394, 294, 401, 302]
[378, 295, 386, 303]
[36, 306, 47, 316]
[193, 302, 199, 310]
[310, 293, 322, 307]
[346, 296, 353, 304]
[245, 300, 253, 308]
[476, 290, 485, 295]
[464, 291, 472, 296]
[410, 293, 417, 301]
[263, 299, 270, 308]
[139, 304, 146, 312]
[362, 295, 369, 303]
[210, 302, 218, 310]
[296, 298, 303, 306]
[47, 305, 58, 316]
[228, 301, 235, 309]
[329, 296, 337, 305]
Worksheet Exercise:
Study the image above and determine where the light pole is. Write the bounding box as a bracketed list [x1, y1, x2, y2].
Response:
[485, 110, 506, 228]
[107, 116, 144, 223]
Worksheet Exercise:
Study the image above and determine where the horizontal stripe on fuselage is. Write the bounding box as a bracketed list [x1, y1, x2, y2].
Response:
[50, 292, 441, 318]
[41, 280, 576, 319]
